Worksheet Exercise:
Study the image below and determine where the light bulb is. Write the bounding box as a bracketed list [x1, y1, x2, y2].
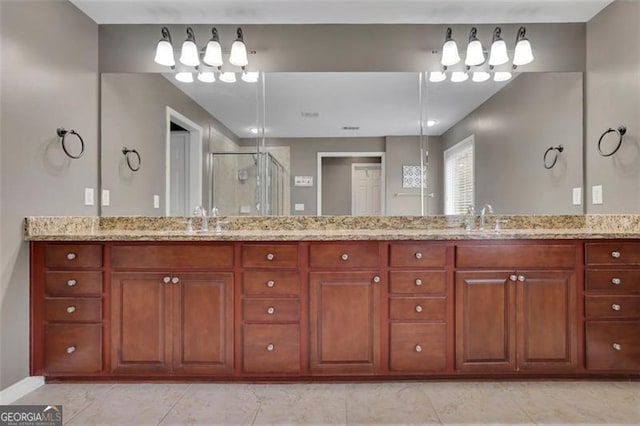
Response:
[494, 71, 512, 82]
[197, 71, 216, 83]
[427, 120, 437, 127]
[428, 71, 447, 83]
[441, 28, 460, 66]
[154, 40, 175, 67]
[219, 71, 236, 83]
[451, 71, 468, 83]
[250, 128, 259, 134]
[229, 28, 249, 67]
[241, 71, 259, 83]
[203, 39, 223, 67]
[513, 39, 534, 66]
[472, 71, 491, 82]
[175, 72, 194, 83]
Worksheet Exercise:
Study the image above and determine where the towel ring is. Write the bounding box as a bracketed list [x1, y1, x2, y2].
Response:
[56, 128, 85, 159]
[598, 126, 627, 157]
[122, 147, 141, 172]
[543, 145, 564, 169]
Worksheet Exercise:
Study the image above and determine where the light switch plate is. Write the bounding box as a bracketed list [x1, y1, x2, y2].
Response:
[101, 189, 110, 207]
[294, 176, 313, 187]
[294, 203, 305, 211]
[84, 188, 94, 206]
[239, 205, 251, 214]
[592, 185, 603, 205]
[153, 195, 160, 209]
[572, 187, 582, 206]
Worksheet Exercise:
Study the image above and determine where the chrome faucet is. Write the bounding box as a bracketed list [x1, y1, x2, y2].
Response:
[479, 204, 494, 231]
[193, 206, 208, 232]
[464, 205, 476, 232]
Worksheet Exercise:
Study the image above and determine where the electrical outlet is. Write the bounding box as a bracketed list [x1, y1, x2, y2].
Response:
[294, 203, 305, 211]
[84, 188, 94, 206]
[572, 187, 582, 206]
[153, 195, 160, 209]
[592, 185, 603, 205]
[102, 189, 110, 207]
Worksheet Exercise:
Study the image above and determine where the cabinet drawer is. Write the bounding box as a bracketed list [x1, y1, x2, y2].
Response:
[586, 270, 640, 293]
[389, 243, 446, 268]
[309, 243, 379, 269]
[111, 244, 233, 270]
[45, 244, 102, 269]
[389, 323, 446, 372]
[45, 298, 102, 323]
[586, 243, 640, 266]
[44, 324, 102, 373]
[242, 244, 298, 268]
[389, 271, 446, 295]
[243, 324, 300, 373]
[389, 297, 446, 321]
[586, 296, 640, 319]
[243, 271, 300, 296]
[586, 321, 640, 371]
[456, 244, 576, 268]
[243, 299, 300, 322]
[45, 272, 102, 297]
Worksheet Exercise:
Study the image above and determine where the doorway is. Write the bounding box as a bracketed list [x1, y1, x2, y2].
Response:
[351, 163, 383, 216]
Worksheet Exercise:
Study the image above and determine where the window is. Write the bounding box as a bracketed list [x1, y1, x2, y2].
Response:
[444, 135, 475, 215]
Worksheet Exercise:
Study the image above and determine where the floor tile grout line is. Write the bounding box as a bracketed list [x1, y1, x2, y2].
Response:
[419, 383, 444, 426]
[250, 384, 268, 425]
[63, 383, 118, 425]
[496, 381, 538, 425]
[156, 384, 193, 426]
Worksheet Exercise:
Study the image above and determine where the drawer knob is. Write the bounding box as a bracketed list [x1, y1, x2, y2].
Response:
[415, 344, 423, 353]
[341, 253, 349, 261]
[266, 253, 275, 261]
[67, 279, 77, 287]
[611, 277, 621, 285]
[510, 275, 517, 282]
[66, 252, 77, 261]
[66, 306, 76, 314]
[267, 306, 275, 315]
[611, 251, 621, 258]
[415, 278, 423, 286]
[415, 252, 423, 259]
[612, 343, 622, 351]
[611, 303, 621, 311]
[266, 280, 275, 288]
[266, 343, 274, 352]
[517, 275, 526, 282]
[415, 305, 423, 313]
[163, 276, 171, 284]
[373, 275, 381, 283]
[66, 346, 76, 354]
[171, 276, 180, 284]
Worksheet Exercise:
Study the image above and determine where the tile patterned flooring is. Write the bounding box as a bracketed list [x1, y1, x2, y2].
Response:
[11, 381, 640, 425]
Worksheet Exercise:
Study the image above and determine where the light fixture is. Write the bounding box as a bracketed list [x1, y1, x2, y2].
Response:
[250, 128, 259, 134]
[427, 120, 437, 127]
[241, 68, 260, 83]
[203, 27, 223, 67]
[451, 71, 468, 83]
[441, 27, 461, 66]
[465, 27, 485, 66]
[229, 27, 249, 67]
[197, 71, 216, 83]
[154, 27, 175, 67]
[494, 71, 512, 82]
[175, 72, 194, 83]
[179, 27, 200, 67]
[219, 71, 237, 83]
[472, 71, 491, 82]
[428, 71, 447, 83]
[488, 27, 509, 66]
[513, 26, 534, 66]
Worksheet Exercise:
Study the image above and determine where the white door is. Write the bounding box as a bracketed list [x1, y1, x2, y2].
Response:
[351, 164, 382, 216]
[169, 131, 190, 216]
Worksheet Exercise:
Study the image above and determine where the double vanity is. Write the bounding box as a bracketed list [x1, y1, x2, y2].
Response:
[25, 215, 640, 381]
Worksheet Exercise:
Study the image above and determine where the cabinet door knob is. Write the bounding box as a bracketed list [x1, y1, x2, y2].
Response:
[66, 306, 76, 314]
[171, 276, 180, 284]
[67, 279, 77, 287]
[66, 252, 77, 260]
[612, 343, 622, 351]
[415, 252, 423, 259]
[415, 344, 423, 353]
[611, 303, 621, 311]
[66, 345, 76, 354]
[509, 275, 517, 282]
[415, 278, 423, 286]
[517, 275, 526, 282]
[266, 343, 274, 352]
[611, 277, 621, 285]
[415, 305, 423, 313]
[266, 253, 275, 261]
[373, 275, 381, 283]
[266, 280, 275, 288]
[611, 251, 621, 258]
[267, 306, 275, 315]
[163, 276, 171, 284]
[341, 253, 349, 261]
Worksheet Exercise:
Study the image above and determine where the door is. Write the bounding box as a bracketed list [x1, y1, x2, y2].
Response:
[172, 273, 234, 374]
[516, 270, 577, 370]
[455, 271, 516, 372]
[111, 273, 172, 373]
[169, 130, 190, 216]
[309, 272, 382, 374]
[351, 164, 382, 216]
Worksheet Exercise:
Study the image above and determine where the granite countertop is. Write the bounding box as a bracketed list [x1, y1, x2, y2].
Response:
[23, 215, 640, 241]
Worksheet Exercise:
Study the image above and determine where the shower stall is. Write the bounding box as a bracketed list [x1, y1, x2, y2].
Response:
[207, 152, 286, 216]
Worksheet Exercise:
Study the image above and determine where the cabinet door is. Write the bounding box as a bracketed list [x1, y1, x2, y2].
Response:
[455, 271, 516, 372]
[309, 272, 381, 374]
[172, 273, 234, 375]
[516, 270, 577, 370]
[111, 273, 171, 373]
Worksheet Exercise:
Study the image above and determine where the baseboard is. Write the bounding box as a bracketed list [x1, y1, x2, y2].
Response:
[0, 376, 45, 405]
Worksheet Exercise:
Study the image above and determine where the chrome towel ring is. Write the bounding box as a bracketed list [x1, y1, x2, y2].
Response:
[56, 128, 85, 159]
[122, 147, 141, 172]
[543, 145, 564, 169]
[598, 125, 627, 157]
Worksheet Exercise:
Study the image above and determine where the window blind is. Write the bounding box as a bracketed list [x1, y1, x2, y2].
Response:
[444, 135, 475, 215]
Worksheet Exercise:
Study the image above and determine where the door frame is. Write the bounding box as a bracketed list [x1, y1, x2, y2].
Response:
[316, 151, 386, 216]
[165, 107, 203, 216]
[351, 163, 384, 215]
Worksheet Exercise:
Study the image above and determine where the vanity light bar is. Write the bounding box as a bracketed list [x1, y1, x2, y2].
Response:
[426, 71, 512, 83]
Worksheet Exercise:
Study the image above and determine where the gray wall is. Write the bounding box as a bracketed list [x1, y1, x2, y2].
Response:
[385, 136, 422, 216]
[101, 73, 240, 215]
[439, 73, 584, 215]
[321, 156, 382, 215]
[426, 136, 444, 215]
[0, 0, 99, 390]
[585, 0, 640, 213]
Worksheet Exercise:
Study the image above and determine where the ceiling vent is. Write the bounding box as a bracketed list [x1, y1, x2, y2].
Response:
[341, 126, 360, 131]
[301, 112, 320, 118]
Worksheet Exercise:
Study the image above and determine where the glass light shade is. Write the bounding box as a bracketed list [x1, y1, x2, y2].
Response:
[219, 71, 236, 83]
[197, 71, 216, 83]
[451, 72, 468, 83]
[203, 40, 223, 67]
[229, 40, 248, 67]
[428, 71, 447, 83]
[488, 39, 509, 66]
[241, 71, 260, 83]
[494, 71, 512, 82]
[426, 120, 437, 127]
[513, 39, 534, 66]
[472, 71, 491, 82]
[175, 72, 194, 83]
[154, 39, 175, 67]
[465, 39, 485, 66]
[441, 40, 461, 66]
[179, 40, 200, 66]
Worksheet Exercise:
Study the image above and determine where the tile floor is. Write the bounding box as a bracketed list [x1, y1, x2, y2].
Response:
[11, 381, 639, 425]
